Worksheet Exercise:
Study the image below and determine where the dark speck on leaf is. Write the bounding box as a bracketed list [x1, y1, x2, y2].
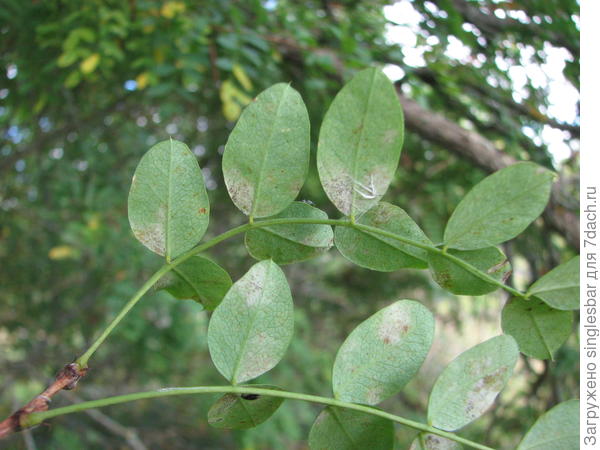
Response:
[241, 393, 260, 401]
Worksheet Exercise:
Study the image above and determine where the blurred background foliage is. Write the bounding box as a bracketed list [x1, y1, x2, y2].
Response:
[0, 0, 579, 448]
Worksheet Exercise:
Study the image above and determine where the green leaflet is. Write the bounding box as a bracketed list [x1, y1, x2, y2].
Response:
[443, 163, 554, 250]
[245, 202, 334, 265]
[335, 202, 431, 271]
[207, 385, 284, 429]
[207, 260, 294, 384]
[427, 335, 518, 431]
[517, 399, 579, 450]
[527, 256, 580, 310]
[332, 300, 434, 405]
[155, 256, 232, 310]
[428, 247, 511, 296]
[317, 68, 404, 217]
[409, 433, 463, 450]
[502, 297, 573, 360]
[308, 407, 394, 450]
[128, 139, 209, 260]
[222, 83, 310, 218]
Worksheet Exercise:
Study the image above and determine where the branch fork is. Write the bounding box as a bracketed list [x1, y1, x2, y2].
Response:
[0, 363, 88, 438]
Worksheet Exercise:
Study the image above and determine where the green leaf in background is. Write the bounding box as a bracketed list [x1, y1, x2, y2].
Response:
[245, 202, 334, 265]
[317, 68, 404, 217]
[409, 433, 463, 450]
[335, 202, 431, 271]
[222, 83, 310, 218]
[501, 297, 573, 360]
[332, 300, 434, 405]
[128, 139, 210, 260]
[207, 385, 284, 429]
[155, 256, 232, 310]
[443, 163, 554, 250]
[517, 399, 579, 450]
[308, 407, 394, 450]
[428, 247, 511, 296]
[428, 335, 519, 431]
[207, 260, 294, 384]
[527, 256, 580, 310]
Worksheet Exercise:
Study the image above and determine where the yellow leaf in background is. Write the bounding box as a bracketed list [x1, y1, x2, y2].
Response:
[220, 80, 253, 121]
[48, 245, 77, 260]
[80, 53, 100, 74]
[232, 64, 253, 91]
[161, 1, 186, 19]
[87, 214, 100, 231]
[64, 70, 81, 88]
[154, 47, 165, 63]
[222, 101, 242, 122]
[136, 72, 150, 90]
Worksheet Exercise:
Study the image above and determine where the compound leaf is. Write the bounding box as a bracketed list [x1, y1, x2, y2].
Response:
[317, 68, 404, 217]
[527, 256, 580, 310]
[223, 83, 310, 218]
[517, 399, 579, 450]
[335, 202, 431, 271]
[428, 247, 511, 296]
[443, 163, 554, 250]
[428, 335, 519, 431]
[502, 297, 573, 360]
[245, 202, 333, 265]
[207, 385, 284, 429]
[156, 256, 232, 310]
[208, 260, 294, 384]
[333, 300, 434, 405]
[308, 407, 394, 450]
[128, 139, 209, 260]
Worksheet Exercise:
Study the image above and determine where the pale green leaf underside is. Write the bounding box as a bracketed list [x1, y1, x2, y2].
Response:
[335, 202, 431, 271]
[223, 83, 310, 218]
[409, 433, 463, 450]
[245, 202, 334, 265]
[502, 297, 573, 360]
[207, 385, 284, 429]
[308, 407, 394, 450]
[443, 162, 554, 250]
[128, 139, 209, 260]
[207, 260, 294, 384]
[527, 256, 580, 310]
[428, 246, 511, 296]
[428, 335, 519, 431]
[517, 399, 579, 450]
[317, 67, 404, 217]
[155, 255, 232, 310]
[332, 300, 434, 405]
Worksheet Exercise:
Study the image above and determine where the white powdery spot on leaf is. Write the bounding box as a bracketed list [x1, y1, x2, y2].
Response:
[226, 168, 255, 215]
[133, 203, 167, 255]
[377, 303, 412, 345]
[464, 366, 509, 421]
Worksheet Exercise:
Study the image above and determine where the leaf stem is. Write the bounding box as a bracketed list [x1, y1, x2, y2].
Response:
[24, 386, 495, 450]
[76, 222, 252, 367]
[77, 216, 526, 366]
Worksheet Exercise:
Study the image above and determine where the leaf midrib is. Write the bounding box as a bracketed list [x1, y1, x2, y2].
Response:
[231, 262, 273, 383]
[349, 70, 378, 218]
[166, 139, 175, 261]
[250, 85, 291, 218]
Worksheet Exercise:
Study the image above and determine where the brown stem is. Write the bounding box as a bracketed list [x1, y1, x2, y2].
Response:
[0, 363, 88, 439]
